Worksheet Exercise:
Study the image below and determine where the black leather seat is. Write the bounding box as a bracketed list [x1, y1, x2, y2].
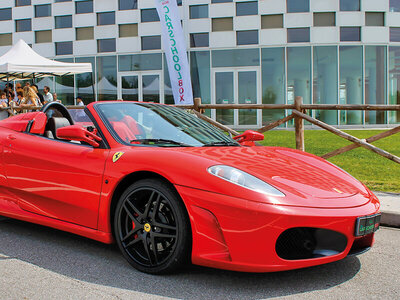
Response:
[44, 117, 71, 139]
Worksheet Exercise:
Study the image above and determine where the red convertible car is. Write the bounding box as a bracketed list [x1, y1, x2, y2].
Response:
[0, 101, 380, 274]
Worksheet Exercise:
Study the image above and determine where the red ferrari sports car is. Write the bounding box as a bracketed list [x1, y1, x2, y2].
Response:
[0, 101, 380, 274]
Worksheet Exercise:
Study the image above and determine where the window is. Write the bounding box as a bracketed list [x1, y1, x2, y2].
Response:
[0, 33, 12, 46]
[236, 1, 258, 16]
[55, 41, 73, 55]
[190, 5, 208, 19]
[15, 0, 31, 6]
[16, 19, 31, 32]
[119, 53, 162, 71]
[340, 27, 361, 41]
[288, 47, 311, 104]
[0, 8, 12, 21]
[390, 0, 400, 12]
[35, 30, 52, 43]
[340, 0, 360, 11]
[76, 1, 93, 14]
[97, 12, 115, 26]
[365, 12, 384, 26]
[119, 24, 138, 38]
[390, 28, 400, 42]
[211, 0, 232, 3]
[76, 27, 94, 40]
[212, 49, 260, 67]
[261, 14, 283, 29]
[141, 36, 161, 50]
[55, 15, 72, 29]
[236, 30, 258, 45]
[55, 0, 71, 2]
[35, 4, 51, 18]
[141, 8, 159, 22]
[98, 38, 116, 53]
[119, 0, 137, 10]
[287, 28, 310, 43]
[212, 17, 233, 31]
[287, 0, 309, 13]
[190, 33, 209, 47]
[314, 12, 335, 27]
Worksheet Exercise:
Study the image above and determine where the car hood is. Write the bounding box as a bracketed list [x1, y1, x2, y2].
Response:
[175, 146, 371, 208]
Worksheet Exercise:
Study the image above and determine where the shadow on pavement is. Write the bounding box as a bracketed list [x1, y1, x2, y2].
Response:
[0, 218, 361, 299]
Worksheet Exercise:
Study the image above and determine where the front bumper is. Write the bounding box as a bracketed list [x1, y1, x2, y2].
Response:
[175, 185, 380, 272]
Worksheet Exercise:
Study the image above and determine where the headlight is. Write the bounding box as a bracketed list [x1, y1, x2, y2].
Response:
[208, 165, 285, 197]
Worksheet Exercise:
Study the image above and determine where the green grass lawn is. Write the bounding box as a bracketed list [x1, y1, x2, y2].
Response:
[259, 130, 400, 193]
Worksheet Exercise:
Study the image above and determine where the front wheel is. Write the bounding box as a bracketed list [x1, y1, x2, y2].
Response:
[114, 179, 191, 274]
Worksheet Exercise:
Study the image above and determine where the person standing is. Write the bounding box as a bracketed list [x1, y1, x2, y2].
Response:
[43, 86, 53, 104]
[76, 96, 84, 106]
[32, 84, 44, 105]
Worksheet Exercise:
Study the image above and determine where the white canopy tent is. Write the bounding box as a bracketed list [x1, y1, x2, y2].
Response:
[0, 40, 92, 81]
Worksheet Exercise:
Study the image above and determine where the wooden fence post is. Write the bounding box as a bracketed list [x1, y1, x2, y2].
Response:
[193, 97, 202, 113]
[295, 96, 305, 151]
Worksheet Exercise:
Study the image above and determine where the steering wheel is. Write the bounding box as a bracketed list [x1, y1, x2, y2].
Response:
[40, 102, 74, 125]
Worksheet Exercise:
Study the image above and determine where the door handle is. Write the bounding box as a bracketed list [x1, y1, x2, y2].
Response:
[7, 134, 16, 140]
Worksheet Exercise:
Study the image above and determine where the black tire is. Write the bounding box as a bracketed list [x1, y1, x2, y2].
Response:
[113, 178, 191, 274]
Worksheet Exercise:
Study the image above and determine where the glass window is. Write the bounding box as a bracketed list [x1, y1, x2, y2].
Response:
[313, 46, 338, 125]
[261, 14, 283, 29]
[35, 30, 52, 43]
[97, 56, 117, 101]
[141, 36, 161, 50]
[390, 0, 400, 12]
[365, 46, 387, 124]
[76, 27, 94, 40]
[389, 47, 400, 124]
[55, 57, 74, 105]
[390, 27, 400, 42]
[314, 12, 335, 27]
[340, 27, 361, 42]
[236, 1, 258, 16]
[215, 72, 234, 125]
[15, 19, 31, 32]
[287, 28, 310, 43]
[212, 49, 259, 67]
[0, 8, 12, 21]
[212, 0, 232, 3]
[55, 0, 71, 2]
[35, 4, 51, 18]
[0, 33, 12, 46]
[97, 12, 115, 26]
[191, 51, 211, 105]
[236, 30, 258, 45]
[262, 48, 285, 124]
[76, 0, 93, 14]
[163, 54, 173, 104]
[287, 0, 309, 13]
[119, 24, 138, 38]
[119, 0, 137, 10]
[75, 56, 95, 104]
[55, 15, 72, 29]
[141, 8, 159, 23]
[98, 38, 116, 53]
[339, 46, 363, 124]
[287, 47, 311, 105]
[340, 0, 360, 11]
[55, 41, 73, 55]
[365, 12, 384, 26]
[212, 17, 233, 31]
[190, 5, 208, 19]
[118, 53, 162, 72]
[15, 0, 31, 6]
[190, 33, 209, 47]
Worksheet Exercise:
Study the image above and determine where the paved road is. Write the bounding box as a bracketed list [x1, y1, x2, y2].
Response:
[0, 218, 399, 300]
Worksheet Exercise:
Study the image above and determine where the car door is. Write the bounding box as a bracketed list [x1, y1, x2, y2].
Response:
[3, 132, 109, 229]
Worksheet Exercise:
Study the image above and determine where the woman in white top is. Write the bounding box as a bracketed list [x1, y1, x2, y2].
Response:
[21, 86, 39, 108]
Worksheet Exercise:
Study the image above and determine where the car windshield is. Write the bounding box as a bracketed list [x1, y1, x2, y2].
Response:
[96, 102, 239, 147]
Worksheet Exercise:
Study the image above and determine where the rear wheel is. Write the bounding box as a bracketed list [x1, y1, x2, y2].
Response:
[114, 178, 191, 274]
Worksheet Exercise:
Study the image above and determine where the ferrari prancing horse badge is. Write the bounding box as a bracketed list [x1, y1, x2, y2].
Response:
[112, 152, 124, 163]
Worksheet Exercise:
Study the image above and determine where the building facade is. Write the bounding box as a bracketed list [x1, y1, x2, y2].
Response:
[0, 0, 400, 128]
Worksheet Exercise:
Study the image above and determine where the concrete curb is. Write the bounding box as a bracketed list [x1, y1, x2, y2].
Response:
[374, 192, 400, 228]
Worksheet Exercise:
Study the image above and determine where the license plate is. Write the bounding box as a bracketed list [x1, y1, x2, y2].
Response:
[355, 214, 381, 237]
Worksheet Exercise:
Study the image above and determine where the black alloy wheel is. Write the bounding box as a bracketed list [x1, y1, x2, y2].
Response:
[114, 179, 191, 274]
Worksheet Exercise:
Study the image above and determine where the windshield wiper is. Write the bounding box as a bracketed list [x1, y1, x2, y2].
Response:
[202, 141, 239, 147]
[131, 139, 192, 147]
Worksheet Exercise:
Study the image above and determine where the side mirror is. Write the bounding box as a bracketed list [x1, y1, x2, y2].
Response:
[233, 130, 264, 146]
[57, 125, 102, 147]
